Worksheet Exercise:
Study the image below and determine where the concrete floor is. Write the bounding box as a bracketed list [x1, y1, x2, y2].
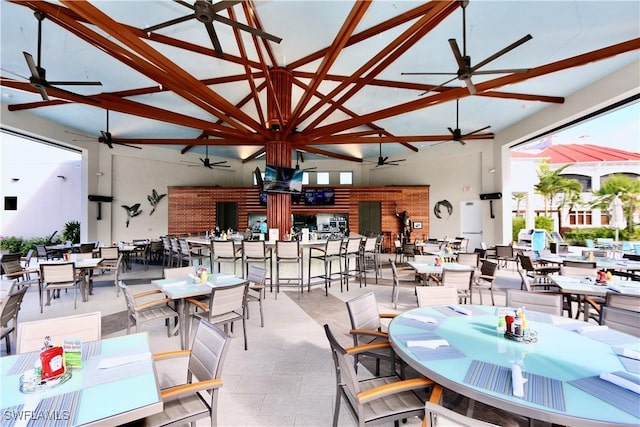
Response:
[2, 259, 573, 426]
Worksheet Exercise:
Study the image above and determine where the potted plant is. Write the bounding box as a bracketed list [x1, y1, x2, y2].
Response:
[62, 220, 81, 244]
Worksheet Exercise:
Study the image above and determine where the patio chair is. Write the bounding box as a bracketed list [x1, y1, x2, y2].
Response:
[246, 265, 267, 327]
[422, 401, 499, 427]
[506, 289, 563, 316]
[17, 311, 101, 354]
[416, 286, 458, 307]
[39, 262, 81, 312]
[390, 259, 420, 309]
[118, 281, 179, 337]
[345, 291, 398, 376]
[140, 318, 231, 427]
[324, 323, 443, 427]
[0, 286, 28, 354]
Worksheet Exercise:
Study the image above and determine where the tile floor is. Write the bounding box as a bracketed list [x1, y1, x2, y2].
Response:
[2, 260, 569, 426]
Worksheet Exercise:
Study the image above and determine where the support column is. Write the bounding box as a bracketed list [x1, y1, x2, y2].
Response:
[265, 68, 293, 240]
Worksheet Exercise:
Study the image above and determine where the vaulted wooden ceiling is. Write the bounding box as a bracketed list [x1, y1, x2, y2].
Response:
[1, 0, 638, 164]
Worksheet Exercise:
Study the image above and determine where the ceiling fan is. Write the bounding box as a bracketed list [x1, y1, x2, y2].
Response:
[373, 137, 406, 168]
[294, 151, 317, 171]
[402, 0, 532, 95]
[100, 110, 141, 150]
[22, 11, 102, 101]
[447, 99, 491, 145]
[182, 145, 230, 168]
[145, 0, 282, 58]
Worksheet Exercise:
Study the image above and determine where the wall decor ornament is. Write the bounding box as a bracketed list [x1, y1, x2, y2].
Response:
[147, 189, 166, 216]
[434, 200, 453, 219]
[121, 203, 142, 227]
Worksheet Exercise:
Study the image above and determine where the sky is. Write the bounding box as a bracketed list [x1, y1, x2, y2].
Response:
[520, 101, 640, 153]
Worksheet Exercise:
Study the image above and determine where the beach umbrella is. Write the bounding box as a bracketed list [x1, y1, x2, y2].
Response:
[608, 193, 626, 241]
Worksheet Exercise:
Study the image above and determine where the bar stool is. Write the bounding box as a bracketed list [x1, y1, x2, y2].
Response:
[341, 237, 362, 292]
[242, 240, 272, 287]
[308, 238, 343, 296]
[275, 240, 303, 299]
[211, 240, 242, 276]
[360, 236, 381, 286]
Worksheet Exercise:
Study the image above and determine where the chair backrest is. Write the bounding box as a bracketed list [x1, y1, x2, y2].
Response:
[479, 259, 499, 279]
[456, 252, 479, 268]
[600, 306, 640, 337]
[79, 243, 95, 253]
[99, 246, 119, 260]
[345, 292, 383, 346]
[276, 240, 300, 259]
[585, 239, 595, 248]
[22, 249, 34, 265]
[207, 282, 248, 318]
[35, 245, 48, 258]
[188, 318, 231, 390]
[605, 292, 640, 313]
[563, 260, 596, 269]
[0, 286, 28, 328]
[17, 311, 102, 353]
[495, 245, 514, 258]
[506, 289, 563, 316]
[441, 269, 474, 292]
[117, 281, 137, 316]
[243, 240, 267, 258]
[416, 286, 458, 307]
[2, 259, 23, 276]
[322, 238, 342, 257]
[423, 401, 499, 427]
[363, 237, 377, 252]
[560, 265, 598, 278]
[73, 253, 94, 260]
[517, 253, 535, 272]
[346, 237, 362, 255]
[149, 240, 163, 252]
[212, 240, 237, 257]
[323, 324, 362, 405]
[402, 243, 416, 256]
[247, 265, 267, 287]
[179, 239, 191, 256]
[40, 262, 76, 283]
[164, 266, 194, 279]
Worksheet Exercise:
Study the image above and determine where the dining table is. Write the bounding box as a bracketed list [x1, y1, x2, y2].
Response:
[538, 254, 640, 272]
[407, 261, 475, 275]
[151, 273, 248, 349]
[0, 332, 162, 426]
[548, 274, 640, 320]
[389, 304, 640, 427]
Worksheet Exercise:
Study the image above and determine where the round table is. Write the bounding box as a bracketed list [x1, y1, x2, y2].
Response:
[388, 305, 640, 427]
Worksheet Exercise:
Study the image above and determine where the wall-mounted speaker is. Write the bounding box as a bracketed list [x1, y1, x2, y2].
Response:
[479, 192, 502, 200]
[88, 195, 113, 202]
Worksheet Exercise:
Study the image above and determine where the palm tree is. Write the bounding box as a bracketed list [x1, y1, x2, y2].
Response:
[533, 159, 583, 232]
[591, 174, 640, 233]
[512, 192, 527, 217]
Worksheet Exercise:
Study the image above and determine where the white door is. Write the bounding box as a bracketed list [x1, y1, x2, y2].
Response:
[460, 201, 483, 251]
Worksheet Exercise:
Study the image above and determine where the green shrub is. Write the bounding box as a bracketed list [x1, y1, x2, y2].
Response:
[62, 220, 81, 244]
[0, 236, 25, 254]
[512, 217, 526, 242]
[534, 216, 554, 233]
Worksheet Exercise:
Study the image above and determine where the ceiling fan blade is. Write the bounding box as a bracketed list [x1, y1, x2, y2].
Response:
[22, 52, 41, 79]
[448, 39, 468, 71]
[174, 0, 195, 10]
[402, 72, 457, 76]
[418, 75, 459, 96]
[447, 127, 455, 135]
[211, 1, 243, 12]
[464, 125, 491, 136]
[199, 158, 207, 165]
[471, 34, 532, 72]
[472, 68, 530, 75]
[114, 142, 142, 150]
[463, 77, 476, 95]
[47, 80, 102, 86]
[145, 14, 194, 33]
[37, 86, 49, 101]
[204, 22, 224, 57]
[100, 131, 114, 148]
[213, 14, 282, 43]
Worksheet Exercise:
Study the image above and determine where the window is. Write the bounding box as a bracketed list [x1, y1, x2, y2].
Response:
[339, 172, 352, 185]
[302, 172, 309, 185]
[568, 210, 593, 225]
[316, 172, 329, 185]
[4, 196, 17, 211]
[560, 174, 592, 192]
[253, 171, 265, 186]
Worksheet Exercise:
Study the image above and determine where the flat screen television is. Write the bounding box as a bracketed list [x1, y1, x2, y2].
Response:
[304, 188, 335, 205]
[263, 165, 303, 194]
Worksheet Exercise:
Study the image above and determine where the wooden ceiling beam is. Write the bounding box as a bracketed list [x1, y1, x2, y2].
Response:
[241, 147, 266, 163]
[303, 38, 640, 139]
[290, 145, 363, 163]
[287, 1, 454, 70]
[307, 133, 494, 144]
[244, 1, 279, 68]
[228, 6, 266, 128]
[301, 0, 458, 131]
[61, 0, 268, 137]
[111, 138, 264, 146]
[293, 71, 565, 104]
[284, 1, 372, 135]
[20, 0, 249, 132]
